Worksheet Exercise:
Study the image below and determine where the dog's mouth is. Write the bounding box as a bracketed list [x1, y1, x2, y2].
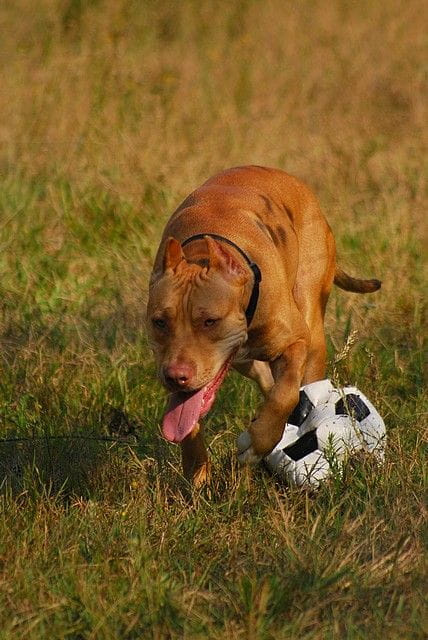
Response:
[162, 356, 233, 443]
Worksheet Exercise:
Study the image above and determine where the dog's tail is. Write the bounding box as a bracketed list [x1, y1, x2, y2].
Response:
[334, 266, 381, 293]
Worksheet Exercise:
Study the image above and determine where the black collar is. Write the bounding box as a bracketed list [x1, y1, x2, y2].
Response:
[181, 233, 262, 327]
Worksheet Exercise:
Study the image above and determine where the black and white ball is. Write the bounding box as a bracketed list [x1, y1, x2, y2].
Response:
[263, 379, 386, 487]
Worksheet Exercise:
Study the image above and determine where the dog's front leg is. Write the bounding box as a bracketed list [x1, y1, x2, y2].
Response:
[237, 339, 307, 465]
[181, 422, 210, 487]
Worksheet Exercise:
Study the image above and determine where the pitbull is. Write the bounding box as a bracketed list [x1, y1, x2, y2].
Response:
[146, 166, 380, 485]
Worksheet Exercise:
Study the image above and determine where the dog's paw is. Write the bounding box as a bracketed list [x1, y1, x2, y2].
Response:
[237, 431, 263, 466]
[191, 462, 211, 489]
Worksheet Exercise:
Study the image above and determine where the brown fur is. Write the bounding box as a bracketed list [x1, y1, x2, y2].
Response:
[147, 166, 381, 484]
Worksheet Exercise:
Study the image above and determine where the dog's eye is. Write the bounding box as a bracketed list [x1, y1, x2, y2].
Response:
[153, 318, 167, 330]
[204, 318, 219, 327]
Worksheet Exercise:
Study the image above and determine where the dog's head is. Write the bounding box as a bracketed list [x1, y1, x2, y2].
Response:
[147, 236, 249, 391]
[146, 236, 249, 442]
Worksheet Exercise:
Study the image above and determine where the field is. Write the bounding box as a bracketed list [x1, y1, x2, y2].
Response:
[0, 0, 426, 638]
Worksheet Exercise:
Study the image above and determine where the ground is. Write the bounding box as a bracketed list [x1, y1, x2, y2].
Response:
[0, 1, 426, 638]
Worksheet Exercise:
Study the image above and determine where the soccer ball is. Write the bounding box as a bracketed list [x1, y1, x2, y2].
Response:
[262, 379, 386, 487]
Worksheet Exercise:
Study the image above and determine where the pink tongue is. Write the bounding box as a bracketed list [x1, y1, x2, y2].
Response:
[162, 386, 207, 443]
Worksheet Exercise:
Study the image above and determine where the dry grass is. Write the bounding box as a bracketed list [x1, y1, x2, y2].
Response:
[0, 1, 426, 638]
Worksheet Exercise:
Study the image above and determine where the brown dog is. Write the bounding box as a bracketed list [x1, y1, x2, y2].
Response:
[146, 166, 380, 485]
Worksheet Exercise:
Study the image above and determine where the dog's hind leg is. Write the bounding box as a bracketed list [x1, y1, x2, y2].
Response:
[233, 360, 274, 397]
[292, 203, 336, 384]
[301, 289, 330, 384]
[303, 329, 327, 384]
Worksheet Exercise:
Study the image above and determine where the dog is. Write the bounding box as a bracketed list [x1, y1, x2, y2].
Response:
[146, 166, 380, 486]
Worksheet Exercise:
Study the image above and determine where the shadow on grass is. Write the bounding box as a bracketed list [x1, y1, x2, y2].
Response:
[0, 435, 134, 499]
[0, 403, 169, 501]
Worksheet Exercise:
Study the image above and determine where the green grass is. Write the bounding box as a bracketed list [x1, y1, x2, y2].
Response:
[0, 1, 427, 638]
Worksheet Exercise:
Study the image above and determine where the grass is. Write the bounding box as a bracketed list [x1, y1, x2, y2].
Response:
[0, 0, 426, 637]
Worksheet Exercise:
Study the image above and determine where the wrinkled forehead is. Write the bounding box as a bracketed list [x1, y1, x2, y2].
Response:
[148, 271, 238, 316]
[189, 279, 236, 315]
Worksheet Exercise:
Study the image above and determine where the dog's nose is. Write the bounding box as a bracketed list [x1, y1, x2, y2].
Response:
[163, 362, 195, 389]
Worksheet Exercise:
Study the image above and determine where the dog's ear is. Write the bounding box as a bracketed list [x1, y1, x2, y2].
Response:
[205, 236, 248, 285]
[163, 237, 185, 271]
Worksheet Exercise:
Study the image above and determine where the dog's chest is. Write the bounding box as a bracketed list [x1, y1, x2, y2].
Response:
[236, 325, 289, 362]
